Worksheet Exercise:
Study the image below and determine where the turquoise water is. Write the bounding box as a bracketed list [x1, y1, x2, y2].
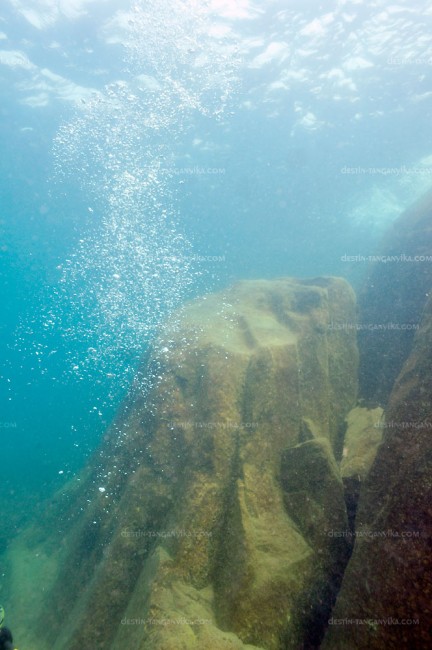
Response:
[1, 0, 432, 630]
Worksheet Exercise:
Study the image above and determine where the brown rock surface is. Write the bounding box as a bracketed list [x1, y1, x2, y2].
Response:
[340, 406, 383, 482]
[340, 406, 383, 531]
[358, 187, 432, 405]
[323, 293, 432, 650]
[3, 277, 358, 650]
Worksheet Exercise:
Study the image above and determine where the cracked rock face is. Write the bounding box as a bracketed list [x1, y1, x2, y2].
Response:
[323, 293, 432, 650]
[6, 277, 358, 650]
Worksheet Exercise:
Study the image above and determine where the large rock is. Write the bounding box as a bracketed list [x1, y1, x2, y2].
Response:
[323, 293, 432, 649]
[358, 187, 432, 405]
[3, 277, 358, 650]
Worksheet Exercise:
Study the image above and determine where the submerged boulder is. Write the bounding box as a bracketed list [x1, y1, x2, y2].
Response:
[323, 293, 432, 649]
[4, 277, 358, 650]
[358, 187, 432, 406]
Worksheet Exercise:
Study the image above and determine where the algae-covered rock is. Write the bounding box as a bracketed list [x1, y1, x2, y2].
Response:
[358, 187, 432, 405]
[281, 438, 348, 546]
[323, 293, 432, 650]
[340, 406, 383, 530]
[279, 437, 352, 646]
[340, 407, 384, 481]
[4, 277, 358, 650]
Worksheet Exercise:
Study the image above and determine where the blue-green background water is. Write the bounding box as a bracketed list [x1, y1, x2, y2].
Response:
[1, 0, 432, 524]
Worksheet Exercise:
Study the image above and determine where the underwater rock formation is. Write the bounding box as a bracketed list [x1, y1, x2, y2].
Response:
[5, 277, 359, 650]
[358, 187, 432, 406]
[339, 406, 383, 531]
[323, 293, 432, 650]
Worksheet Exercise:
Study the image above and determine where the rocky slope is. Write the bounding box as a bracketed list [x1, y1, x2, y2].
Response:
[4, 277, 359, 650]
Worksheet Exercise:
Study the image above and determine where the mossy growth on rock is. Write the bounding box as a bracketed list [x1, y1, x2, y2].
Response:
[4, 277, 359, 650]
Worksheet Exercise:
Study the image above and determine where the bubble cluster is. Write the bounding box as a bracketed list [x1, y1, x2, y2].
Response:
[44, 0, 240, 389]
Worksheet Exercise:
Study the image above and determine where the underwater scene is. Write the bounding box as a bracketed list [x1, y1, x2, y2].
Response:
[1, 0, 432, 648]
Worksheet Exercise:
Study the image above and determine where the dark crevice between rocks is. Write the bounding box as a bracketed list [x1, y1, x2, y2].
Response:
[301, 483, 361, 648]
[343, 476, 362, 535]
[278, 524, 354, 650]
[284, 541, 355, 649]
[303, 556, 352, 649]
[303, 454, 365, 646]
[279, 438, 356, 649]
